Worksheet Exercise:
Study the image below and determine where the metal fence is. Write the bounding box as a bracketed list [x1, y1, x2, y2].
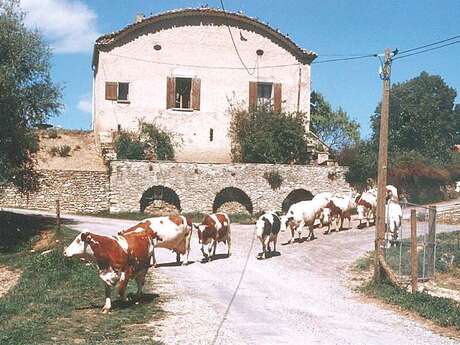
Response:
[383, 202, 437, 282]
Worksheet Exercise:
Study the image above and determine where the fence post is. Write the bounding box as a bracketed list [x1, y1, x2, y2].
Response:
[56, 199, 61, 234]
[411, 209, 418, 293]
[426, 205, 436, 278]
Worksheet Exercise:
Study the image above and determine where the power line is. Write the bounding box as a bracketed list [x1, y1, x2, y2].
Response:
[312, 53, 378, 64]
[398, 33, 460, 55]
[219, 0, 256, 75]
[394, 39, 460, 60]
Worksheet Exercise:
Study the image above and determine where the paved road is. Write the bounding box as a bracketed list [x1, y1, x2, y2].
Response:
[5, 208, 460, 345]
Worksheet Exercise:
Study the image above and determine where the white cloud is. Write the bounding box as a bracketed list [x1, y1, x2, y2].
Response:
[77, 94, 92, 113]
[20, 0, 99, 54]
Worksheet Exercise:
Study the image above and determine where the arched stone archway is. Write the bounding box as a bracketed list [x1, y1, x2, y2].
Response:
[213, 187, 253, 214]
[281, 189, 314, 212]
[140, 185, 181, 214]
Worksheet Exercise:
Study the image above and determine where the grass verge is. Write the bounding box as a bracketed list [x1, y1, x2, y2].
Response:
[0, 212, 163, 345]
[360, 279, 460, 330]
[81, 210, 257, 224]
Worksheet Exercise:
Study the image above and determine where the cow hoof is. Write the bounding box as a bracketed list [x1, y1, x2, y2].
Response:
[182, 261, 189, 266]
[101, 308, 110, 314]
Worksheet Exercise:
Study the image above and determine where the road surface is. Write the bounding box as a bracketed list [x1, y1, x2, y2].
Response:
[4, 208, 460, 345]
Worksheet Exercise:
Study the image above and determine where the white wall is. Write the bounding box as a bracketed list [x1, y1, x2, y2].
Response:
[94, 20, 312, 163]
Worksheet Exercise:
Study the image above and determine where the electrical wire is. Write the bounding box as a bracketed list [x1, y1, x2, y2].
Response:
[397, 33, 460, 55]
[312, 53, 378, 64]
[394, 39, 460, 60]
[219, 0, 256, 75]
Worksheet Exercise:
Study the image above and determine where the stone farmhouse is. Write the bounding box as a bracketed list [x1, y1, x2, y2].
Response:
[91, 8, 318, 163]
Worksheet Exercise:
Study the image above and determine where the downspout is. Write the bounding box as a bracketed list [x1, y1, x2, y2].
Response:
[296, 63, 301, 114]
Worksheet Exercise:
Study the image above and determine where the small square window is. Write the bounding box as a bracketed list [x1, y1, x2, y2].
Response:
[175, 78, 192, 109]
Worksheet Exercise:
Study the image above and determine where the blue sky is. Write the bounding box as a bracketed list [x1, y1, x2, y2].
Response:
[20, 0, 460, 137]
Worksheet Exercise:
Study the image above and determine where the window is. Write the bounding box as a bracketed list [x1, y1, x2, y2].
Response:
[249, 81, 282, 112]
[105, 82, 129, 102]
[256, 82, 273, 108]
[175, 78, 192, 109]
[166, 77, 201, 111]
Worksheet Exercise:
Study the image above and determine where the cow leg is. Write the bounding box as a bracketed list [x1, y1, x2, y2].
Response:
[135, 269, 147, 299]
[102, 285, 112, 314]
[308, 225, 316, 240]
[212, 240, 217, 257]
[183, 229, 192, 265]
[227, 234, 232, 257]
[273, 235, 278, 253]
[289, 226, 295, 244]
[201, 244, 208, 261]
[298, 221, 305, 241]
[118, 271, 130, 303]
[263, 236, 271, 258]
[175, 251, 181, 264]
[208, 241, 215, 261]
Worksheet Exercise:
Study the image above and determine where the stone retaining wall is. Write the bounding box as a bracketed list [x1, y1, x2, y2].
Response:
[0, 170, 110, 213]
[110, 160, 351, 214]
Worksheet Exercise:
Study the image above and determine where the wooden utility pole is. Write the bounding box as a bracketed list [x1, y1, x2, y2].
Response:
[56, 199, 61, 234]
[374, 48, 393, 281]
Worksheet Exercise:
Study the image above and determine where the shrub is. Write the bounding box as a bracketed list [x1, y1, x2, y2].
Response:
[114, 131, 146, 160]
[48, 144, 71, 157]
[229, 104, 309, 164]
[47, 128, 58, 139]
[140, 123, 176, 160]
[263, 170, 283, 190]
[114, 123, 178, 161]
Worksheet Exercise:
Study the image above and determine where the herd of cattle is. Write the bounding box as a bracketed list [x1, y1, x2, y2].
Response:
[63, 185, 403, 313]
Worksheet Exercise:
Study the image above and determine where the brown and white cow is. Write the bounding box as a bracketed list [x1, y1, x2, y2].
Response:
[119, 215, 193, 266]
[326, 194, 356, 231]
[63, 230, 154, 313]
[194, 213, 231, 261]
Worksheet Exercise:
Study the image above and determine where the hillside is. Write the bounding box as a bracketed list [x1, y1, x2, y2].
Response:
[34, 129, 105, 171]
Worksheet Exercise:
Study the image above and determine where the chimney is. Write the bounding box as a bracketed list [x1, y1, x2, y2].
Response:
[135, 13, 145, 23]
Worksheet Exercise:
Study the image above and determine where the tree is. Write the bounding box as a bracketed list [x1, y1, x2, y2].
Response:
[310, 91, 360, 151]
[371, 71, 460, 163]
[229, 105, 309, 164]
[0, 1, 62, 191]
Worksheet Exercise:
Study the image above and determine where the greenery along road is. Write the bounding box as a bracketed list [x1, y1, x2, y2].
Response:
[0, 211, 163, 345]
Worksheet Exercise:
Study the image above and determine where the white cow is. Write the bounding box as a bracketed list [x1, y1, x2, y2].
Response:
[281, 199, 324, 243]
[255, 211, 281, 259]
[385, 199, 403, 246]
[319, 207, 333, 234]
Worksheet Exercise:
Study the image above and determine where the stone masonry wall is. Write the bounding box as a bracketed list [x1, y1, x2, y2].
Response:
[110, 160, 351, 214]
[0, 170, 110, 214]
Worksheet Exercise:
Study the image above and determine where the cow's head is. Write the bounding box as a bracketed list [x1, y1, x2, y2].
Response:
[63, 232, 95, 259]
[193, 223, 210, 244]
[320, 207, 331, 225]
[356, 205, 366, 221]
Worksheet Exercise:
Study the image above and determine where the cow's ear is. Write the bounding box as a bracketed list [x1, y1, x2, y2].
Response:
[81, 232, 90, 242]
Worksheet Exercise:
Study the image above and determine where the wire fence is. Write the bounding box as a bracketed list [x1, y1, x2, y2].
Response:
[383, 203, 437, 282]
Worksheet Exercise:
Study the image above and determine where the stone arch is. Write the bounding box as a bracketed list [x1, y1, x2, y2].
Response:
[281, 189, 314, 213]
[140, 185, 181, 213]
[213, 187, 253, 214]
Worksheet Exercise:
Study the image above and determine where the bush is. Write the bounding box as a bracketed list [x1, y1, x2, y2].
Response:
[339, 143, 460, 204]
[47, 128, 58, 139]
[114, 123, 178, 161]
[48, 144, 71, 157]
[263, 170, 283, 190]
[114, 131, 146, 160]
[141, 123, 176, 161]
[229, 104, 309, 164]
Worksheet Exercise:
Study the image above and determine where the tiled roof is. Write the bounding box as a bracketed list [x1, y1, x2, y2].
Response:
[93, 8, 317, 66]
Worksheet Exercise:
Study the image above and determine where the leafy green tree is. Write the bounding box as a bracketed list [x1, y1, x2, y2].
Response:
[229, 106, 309, 164]
[0, 1, 62, 191]
[310, 91, 360, 151]
[371, 72, 459, 163]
